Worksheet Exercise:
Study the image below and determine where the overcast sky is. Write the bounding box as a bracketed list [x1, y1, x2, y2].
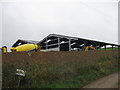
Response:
[0, 0, 119, 51]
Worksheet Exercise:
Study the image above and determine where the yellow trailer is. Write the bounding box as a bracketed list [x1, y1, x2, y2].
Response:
[10, 44, 39, 52]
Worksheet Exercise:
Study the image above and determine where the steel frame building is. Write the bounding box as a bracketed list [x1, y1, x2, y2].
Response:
[37, 34, 120, 51]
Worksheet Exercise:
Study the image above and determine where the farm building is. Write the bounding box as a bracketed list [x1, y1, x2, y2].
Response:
[12, 34, 120, 52]
[12, 39, 39, 47]
[37, 34, 119, 51]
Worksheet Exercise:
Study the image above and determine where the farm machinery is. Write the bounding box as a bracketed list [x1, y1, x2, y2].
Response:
[85, 46, 95, 51]
[10, 43, 95, 52]
[10, 44, 40, 52]
[0, 46, 7, 53]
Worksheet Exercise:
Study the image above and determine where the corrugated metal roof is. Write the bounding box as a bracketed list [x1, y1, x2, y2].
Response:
[12, 34, 120, 48]
[37, 34, 120, 46]
[12, 39, 39, 47]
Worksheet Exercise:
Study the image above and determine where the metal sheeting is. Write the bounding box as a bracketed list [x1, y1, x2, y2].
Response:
[12, 39, 39, 47]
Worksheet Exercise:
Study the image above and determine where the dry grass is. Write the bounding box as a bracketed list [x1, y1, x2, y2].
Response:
[2, 50, 119, 88]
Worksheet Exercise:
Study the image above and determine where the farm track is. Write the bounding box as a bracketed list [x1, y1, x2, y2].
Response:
[83, 72, 119, 88]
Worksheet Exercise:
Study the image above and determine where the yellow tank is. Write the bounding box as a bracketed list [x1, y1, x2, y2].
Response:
[0, 46, 7, 53]
[3, 47, 7, 53]
[10, 44, 39, 52]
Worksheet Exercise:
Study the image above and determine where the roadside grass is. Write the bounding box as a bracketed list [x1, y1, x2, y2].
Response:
[2, 51, 119, 88]
[41, 61, 118, 88]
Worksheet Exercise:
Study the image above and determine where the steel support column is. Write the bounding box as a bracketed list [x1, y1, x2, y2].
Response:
[84, 41, 86, 50]
[104, 45, 106, 50]
[69, 39, 71, 51]
[46, 38, 48, 50]
[118, 46, 120, 49]
[95, 43, 97, 49]
[112, 45, 113, 50]
[58, 37, 60, 51]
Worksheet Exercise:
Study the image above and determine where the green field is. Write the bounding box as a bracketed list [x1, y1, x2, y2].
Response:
[98, 47, 120, 50]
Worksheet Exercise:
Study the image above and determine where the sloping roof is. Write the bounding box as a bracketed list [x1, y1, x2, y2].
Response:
[12, 34, 120, 48]
[20, 40, 39, 44]
[12, 39, 39, 47]
[37, 34, 119, 46]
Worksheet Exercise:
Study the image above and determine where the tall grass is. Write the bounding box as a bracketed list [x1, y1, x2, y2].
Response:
[2, 50, 119, 88]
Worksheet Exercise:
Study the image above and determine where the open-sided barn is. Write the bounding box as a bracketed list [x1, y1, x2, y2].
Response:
[12, 34, 120, 51]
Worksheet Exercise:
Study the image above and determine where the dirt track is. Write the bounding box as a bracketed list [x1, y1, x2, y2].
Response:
[83, 73, 119, 88]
